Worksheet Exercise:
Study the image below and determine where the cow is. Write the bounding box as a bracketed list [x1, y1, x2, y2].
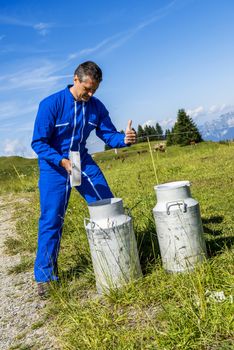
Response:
[153, 143, 166, 152]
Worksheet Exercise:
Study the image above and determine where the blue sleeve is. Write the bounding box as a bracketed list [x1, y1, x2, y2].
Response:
[96, 103, 128, 148]
[31, 100, 64, 167]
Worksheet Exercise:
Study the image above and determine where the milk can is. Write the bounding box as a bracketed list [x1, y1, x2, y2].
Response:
[153, 181, 207, 273]
[84, 198, 142, 294]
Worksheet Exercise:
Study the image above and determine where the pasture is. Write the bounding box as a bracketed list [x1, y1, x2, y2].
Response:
[1, 141, 234, 350]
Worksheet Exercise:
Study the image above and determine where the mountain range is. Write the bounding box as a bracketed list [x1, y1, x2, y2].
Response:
[198, 112, 234, 141]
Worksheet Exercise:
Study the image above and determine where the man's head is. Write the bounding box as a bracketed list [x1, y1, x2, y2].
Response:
[73, 61, 102, 102]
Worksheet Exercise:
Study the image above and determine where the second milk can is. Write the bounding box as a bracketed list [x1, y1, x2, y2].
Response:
[84, 198, 142, 294]
[153, 181, 207, 273]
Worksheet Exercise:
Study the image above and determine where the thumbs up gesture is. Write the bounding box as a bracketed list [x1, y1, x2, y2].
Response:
[124, 119, 137, 145]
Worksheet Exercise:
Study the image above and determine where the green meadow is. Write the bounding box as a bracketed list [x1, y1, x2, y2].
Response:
[1, 141, 234, 350]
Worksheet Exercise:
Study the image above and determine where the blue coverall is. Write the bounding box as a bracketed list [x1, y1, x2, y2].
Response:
[32, 86, 127, 282]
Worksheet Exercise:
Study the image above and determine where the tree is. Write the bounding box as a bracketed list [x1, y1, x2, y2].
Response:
[155, 122, 163, 140]
[165, 129, 173, 145]
[167, 109, 203, 146]
[165, 128, 170, 138]
[166, 126, 176, 146]
[143, 124, 150, 137]
[143, 124, 158, 141]
[137, 124, 145, 142]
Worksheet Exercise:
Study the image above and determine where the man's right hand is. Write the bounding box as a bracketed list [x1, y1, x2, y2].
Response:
[60, 158, 72, 174]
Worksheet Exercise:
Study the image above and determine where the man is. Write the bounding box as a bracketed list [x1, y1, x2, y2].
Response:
[31, 61, 136, 297]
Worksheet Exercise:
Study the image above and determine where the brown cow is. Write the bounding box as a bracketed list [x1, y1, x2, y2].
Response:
[153, 143, 166, 152]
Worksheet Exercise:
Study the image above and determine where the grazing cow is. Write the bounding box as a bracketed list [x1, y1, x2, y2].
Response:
[153, 143, 166, 152]
[190, 141, 197, 146]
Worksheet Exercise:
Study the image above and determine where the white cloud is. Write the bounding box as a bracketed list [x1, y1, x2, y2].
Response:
[0, 14, 53, 36]
[0, 14, 32, 27]
[4, 139, 27, 156]
[186, 104, 234, 124]
[68, 38, 113, 60]
[142, 118, 175, 131]
[159, 118, 175, 129]
[142, 119, 157, 128]
[33, 22, 53, 36]
[0, 61, 72, 91]
[67, 1, 177, 59]
[2, 134, 103, 157]
[0, 101, 38, 120]
[208, 105, 218, 114]
[141, 104, 234, 132]
[3, 138, 34, 157]
[186, 106, 204, 119]
[208, 104, 231, 114]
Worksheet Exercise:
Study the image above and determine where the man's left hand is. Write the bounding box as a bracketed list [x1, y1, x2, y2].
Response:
[124, 120, 136, 145]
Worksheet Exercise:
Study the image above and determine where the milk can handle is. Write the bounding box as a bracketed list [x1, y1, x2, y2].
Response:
[166, 200, 187, 215]
[84, 217, 96, 228]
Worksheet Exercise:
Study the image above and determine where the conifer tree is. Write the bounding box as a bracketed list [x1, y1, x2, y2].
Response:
[167, 109, 203, 146]
[137, 124, 145, 142]
[143, 125, 152, 141]
[165, 129, 170, 138]
[155, 122, 163, 140]
[148, 125, 155, 137]
[143, 124, 150, 136]
[144, 125, 156, 139]
[166, 129, 174, 146]
[165, 129, 173, 144]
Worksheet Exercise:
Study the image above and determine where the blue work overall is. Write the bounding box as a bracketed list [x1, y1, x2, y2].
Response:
[32, 86, 127, 282]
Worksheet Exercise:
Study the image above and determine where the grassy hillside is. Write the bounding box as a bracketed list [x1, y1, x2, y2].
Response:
[0, 156, 38, 194]
[2, 142, 234, 350]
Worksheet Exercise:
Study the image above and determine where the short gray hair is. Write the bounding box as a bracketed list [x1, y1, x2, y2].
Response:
[74, 61, 102, 83]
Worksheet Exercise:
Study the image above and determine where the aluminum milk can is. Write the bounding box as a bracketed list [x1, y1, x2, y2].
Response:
[84, 198, 142, 294]
[153, 181, 207, 273]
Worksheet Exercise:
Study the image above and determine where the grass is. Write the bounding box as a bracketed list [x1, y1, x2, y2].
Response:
[1, 141, 234, 350]
[31, 320, 45, 330]
[14, 332, 27, 341]
[9, 345, 34, 350]
[8, 255, 34, 274]
[0, 156, 38, 194]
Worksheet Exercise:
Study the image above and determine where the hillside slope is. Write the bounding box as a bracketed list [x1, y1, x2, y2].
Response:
[1, 142, 233, 350]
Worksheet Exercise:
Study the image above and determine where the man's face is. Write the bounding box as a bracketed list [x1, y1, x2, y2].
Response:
[74, 75, 99, 102]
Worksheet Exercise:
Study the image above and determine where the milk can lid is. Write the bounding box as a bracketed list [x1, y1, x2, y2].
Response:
[154, 180, 190, 191]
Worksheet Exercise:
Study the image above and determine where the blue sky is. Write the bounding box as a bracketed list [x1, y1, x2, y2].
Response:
[1, 0, 234, 156]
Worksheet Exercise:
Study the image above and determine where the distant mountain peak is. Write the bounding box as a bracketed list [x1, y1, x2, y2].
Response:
[199, 112, 234, 141]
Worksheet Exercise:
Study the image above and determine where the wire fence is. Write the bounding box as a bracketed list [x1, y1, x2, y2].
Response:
[89, 129, 233, 158]
[136, 130, 199, 141]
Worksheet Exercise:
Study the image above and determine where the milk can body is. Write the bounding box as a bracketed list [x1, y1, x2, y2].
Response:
[84, 198, 142, 294]
[153, 181, 207, 273]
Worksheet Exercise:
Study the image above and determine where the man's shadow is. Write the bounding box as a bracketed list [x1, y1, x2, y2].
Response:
[60, 218, 160, 281]
[135, 218, 160, 275]
[60, 214, 234, 282]
[137, 214, 234, 273]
